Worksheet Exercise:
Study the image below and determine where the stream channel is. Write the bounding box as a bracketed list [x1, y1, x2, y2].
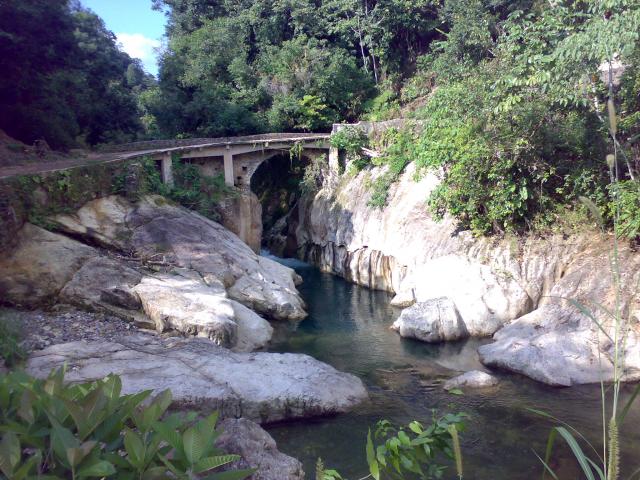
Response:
[265, 255, 640, 479]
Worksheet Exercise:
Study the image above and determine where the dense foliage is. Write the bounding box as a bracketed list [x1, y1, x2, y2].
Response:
[335, 0, 640, 236]
[0, 0, 154, 149]
[0, 369, 252, 479]
[3, 0, 640, 237]
[143, 0, 461, 137]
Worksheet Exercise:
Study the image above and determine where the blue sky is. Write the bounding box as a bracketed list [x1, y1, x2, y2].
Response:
[81, 0, 167, 75]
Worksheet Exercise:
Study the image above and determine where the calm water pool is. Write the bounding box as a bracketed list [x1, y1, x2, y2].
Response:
[266, 255, 640, 479]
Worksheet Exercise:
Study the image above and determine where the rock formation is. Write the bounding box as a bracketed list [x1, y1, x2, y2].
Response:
[26, 334, 369, 423]
[0, 195, 309, 351]
[216, 418, 305, 480]
[267, 162, 640, 385]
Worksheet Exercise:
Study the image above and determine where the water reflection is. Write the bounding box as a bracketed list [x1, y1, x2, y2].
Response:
[266, 255, 640, 479]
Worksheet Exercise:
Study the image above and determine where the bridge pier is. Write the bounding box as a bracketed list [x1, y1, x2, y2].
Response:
[161, 153, 174, 187]
[223, 149, 234, 187]
[329, 146, 340, 173]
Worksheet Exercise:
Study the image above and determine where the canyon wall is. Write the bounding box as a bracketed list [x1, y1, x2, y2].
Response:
[266, 162, 640, 386]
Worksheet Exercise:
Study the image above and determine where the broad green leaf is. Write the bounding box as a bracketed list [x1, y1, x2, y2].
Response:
[77, 459, 116, 478]
[183, 426, 205, 465]
[124, 428, 145, 468]
[195, 454, 240, 473]
[153, 421, 182, 451]
[366, 430, 380, 480]
[0, 432, 20, 477]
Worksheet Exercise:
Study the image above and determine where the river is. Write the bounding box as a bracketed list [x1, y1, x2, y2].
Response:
[265, 255, 640, 479]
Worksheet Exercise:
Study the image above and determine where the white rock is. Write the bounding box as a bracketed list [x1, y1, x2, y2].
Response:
[26, 335, 368, 423]
[0, 223, 274, 351]
[53, 195, 307, 321]
[479, 304, 640, 386]
[391, 297, 466, 342]
[443, 370, 499, 391]
[134, 274, 238, 346]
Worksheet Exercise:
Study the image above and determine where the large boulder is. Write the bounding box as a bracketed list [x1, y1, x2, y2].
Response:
[59, 257, 143, 312]
[391, 297, 467, 342]
[479, 242, 640, 386]
[479, 304, 640, 386]
[133, 274, 273, 351]
[215, 418, 304, 480]
[26, 334, 368, 423]
[0, 224, 94, 305]
[0, 223, 274, 351]
[53, 195, 306, 321]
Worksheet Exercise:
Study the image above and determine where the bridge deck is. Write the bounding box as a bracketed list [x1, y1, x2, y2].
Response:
[0, 132, 331, 180]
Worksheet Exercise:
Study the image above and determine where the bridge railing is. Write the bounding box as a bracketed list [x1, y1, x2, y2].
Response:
[100, 132, 331, 154]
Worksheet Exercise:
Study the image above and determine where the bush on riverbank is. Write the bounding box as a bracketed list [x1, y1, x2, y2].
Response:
[0, 369, 252, 479]
[337, 1, 640, 238]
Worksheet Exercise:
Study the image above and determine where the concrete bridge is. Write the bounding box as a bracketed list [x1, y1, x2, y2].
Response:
[104, 132, 336, 189]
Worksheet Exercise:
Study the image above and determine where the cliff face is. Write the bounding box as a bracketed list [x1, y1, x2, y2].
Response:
[266, 162, 640, 386]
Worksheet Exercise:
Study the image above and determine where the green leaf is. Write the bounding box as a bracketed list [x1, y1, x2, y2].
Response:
[366, 430, 380, 480]
[11, 451, 41, 480]
[195, 455, 240, 473]
[183, 426, 205, 465]
[77, 459, 116, 478]
[448, 388, 464, 396]
[124, 428, 145, 469]
[555, 427, 596, 480]
[152, 420, 182, 452]
[533, 451, 559, 480]
[66, 441, 97, 468]
[543, 428, 557, 480]
[0, 432, 21, 477]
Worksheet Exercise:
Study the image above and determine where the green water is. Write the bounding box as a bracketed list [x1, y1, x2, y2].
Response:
[266, 256, 640, 479]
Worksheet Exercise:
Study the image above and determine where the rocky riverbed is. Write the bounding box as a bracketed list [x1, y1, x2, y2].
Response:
[0, 193, 374, 479]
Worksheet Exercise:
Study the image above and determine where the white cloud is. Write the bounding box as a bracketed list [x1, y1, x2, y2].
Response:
[116, 32, 160, 73]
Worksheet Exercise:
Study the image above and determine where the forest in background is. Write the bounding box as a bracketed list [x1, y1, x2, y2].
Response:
[1, 0, 639, 235]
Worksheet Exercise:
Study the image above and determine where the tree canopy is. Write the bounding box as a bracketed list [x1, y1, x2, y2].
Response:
[0, 0, 154, 149]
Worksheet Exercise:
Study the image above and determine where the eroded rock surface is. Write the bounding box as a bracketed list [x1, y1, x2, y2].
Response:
[53, 195, 306, 322]
[26, 335, 368, 423]
[215, 418, 304, 480]
[0, 195, 306, 351]
[0, 224, 94, 305]
[269, 161, 640, 385]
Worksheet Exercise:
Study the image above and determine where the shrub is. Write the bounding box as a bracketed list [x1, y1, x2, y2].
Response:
[611, 179, 640, 240]
[168, 159, 236, 221]
[367, 127, 416, 208]
[330, 127, 370, 172]
[0, 311, 25, 368]
[301, 155, 328, 194]
[319, 414, 466, 480]
[0, 369, 253, 480]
